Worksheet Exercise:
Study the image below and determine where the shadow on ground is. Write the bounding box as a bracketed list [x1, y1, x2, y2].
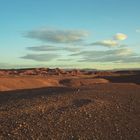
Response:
[0, 87, 76, 105]
[98, 74, 140, 84]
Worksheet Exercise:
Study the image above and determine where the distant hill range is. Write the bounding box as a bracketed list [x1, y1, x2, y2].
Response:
[0, 67, 140, 76]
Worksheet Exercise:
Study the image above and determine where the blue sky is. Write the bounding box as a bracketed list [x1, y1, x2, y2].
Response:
[0, 0, 140, 69]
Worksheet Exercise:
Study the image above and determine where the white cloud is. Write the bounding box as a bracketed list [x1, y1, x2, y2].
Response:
[21, 53, 60, 61]
[27, 45, 59, 51]
[114, 33, 127, 41]
[71, 48, 140, 63]
[25, 28, 89, 44]
[71, 48, 133, 57]
[90, 40, 118, 47]
[89, 33, 128, 48]
[115, 48, 132, 56]
[27, 45, 81, 52]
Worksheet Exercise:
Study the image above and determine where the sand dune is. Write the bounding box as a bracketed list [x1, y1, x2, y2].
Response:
[0, 76, 59, 91]
[0, 76, 110, 91]
[59, 78, 109, 87]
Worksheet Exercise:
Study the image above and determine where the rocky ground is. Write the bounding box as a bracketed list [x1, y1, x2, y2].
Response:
[0, 83, 140, 140]
[0, 69, 140, 140]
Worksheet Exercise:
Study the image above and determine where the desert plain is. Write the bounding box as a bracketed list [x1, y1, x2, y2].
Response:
[0, 68, 140, 140]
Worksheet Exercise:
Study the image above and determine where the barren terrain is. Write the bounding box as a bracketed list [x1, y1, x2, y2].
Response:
[0, 68, 140, 140]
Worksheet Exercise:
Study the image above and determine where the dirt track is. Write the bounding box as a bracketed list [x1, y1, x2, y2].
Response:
[0, 83, 140, 140]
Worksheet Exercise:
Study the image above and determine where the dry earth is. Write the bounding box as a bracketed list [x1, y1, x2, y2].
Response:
[0, 69, 140, 140]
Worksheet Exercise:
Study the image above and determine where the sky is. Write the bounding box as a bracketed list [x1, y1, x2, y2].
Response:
[0, 0, 140, 69]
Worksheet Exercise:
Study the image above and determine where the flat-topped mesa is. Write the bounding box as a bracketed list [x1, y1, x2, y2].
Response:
[67, 69, 82, 76]
[0, 70, 18, 75]
[0, 68, 84, 76]
[46, 68, 66, 75]
[1, 68, 139, 77]
[0, 71, 7, 75]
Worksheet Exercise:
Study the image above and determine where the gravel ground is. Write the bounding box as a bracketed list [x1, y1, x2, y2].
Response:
[0, 83, 140, 140]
